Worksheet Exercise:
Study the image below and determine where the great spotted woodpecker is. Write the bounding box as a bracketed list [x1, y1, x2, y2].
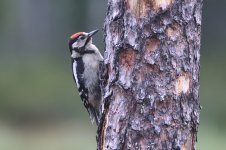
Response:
[68, 30, 103, 125]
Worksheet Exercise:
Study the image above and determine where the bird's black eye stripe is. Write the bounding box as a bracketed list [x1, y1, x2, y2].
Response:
[80, 36, 85, 40]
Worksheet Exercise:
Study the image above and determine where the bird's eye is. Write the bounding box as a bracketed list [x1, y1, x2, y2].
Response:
[80, 36, 85, 40]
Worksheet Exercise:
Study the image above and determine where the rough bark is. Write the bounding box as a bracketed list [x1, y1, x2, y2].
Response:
[98, 0, 202, 149]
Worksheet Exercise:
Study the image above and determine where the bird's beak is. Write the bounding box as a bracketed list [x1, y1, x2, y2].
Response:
[87, 29, 99, 37]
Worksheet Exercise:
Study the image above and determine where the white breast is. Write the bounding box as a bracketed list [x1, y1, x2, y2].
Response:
[82, 54, 100, 91]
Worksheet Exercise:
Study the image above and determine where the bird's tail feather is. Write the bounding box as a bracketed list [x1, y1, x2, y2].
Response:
[88, 107, 100, 125]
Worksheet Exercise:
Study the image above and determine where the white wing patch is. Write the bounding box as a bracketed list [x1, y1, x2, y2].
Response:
[72, 61, 80, 88]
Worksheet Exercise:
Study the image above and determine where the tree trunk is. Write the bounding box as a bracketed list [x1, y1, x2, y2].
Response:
[98, 0, 203, 149]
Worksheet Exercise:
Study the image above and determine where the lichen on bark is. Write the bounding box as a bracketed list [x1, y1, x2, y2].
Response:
[98, 0, 203, 149]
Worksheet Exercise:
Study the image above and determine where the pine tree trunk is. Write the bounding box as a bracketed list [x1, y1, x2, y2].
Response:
[98, 0, 203, 149]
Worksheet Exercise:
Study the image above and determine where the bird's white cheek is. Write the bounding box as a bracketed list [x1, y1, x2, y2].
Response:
[72, 40, 86, 48]
[72, 42, 79, 48]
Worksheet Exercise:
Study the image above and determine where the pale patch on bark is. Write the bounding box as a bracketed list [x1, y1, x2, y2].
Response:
[182, 144, 186, 150]
[126, 0, 148, 17]
[167, 23, 187, 57]
[175, 75, 190, 95]
[119, 49, 136, 89]
[153, 0, 173, 11]
[182, 132, 194, 150]
[126, 0, 174, 17]
[166, 23, 182, 42]
[101, 112, 108, 150]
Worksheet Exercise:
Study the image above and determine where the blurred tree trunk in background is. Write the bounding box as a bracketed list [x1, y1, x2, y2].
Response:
[98, 0, 203, 149]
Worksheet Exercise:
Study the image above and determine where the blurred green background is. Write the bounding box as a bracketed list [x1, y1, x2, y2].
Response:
[0, 0, 225, 149]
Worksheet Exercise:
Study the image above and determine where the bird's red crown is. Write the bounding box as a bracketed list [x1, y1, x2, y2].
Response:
[70, 32, 84, 39]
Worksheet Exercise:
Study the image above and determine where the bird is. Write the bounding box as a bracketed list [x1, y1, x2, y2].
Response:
[68, 30, 103, 125]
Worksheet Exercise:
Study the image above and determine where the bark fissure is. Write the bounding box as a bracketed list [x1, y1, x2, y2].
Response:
[98, 0, 202, 149]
